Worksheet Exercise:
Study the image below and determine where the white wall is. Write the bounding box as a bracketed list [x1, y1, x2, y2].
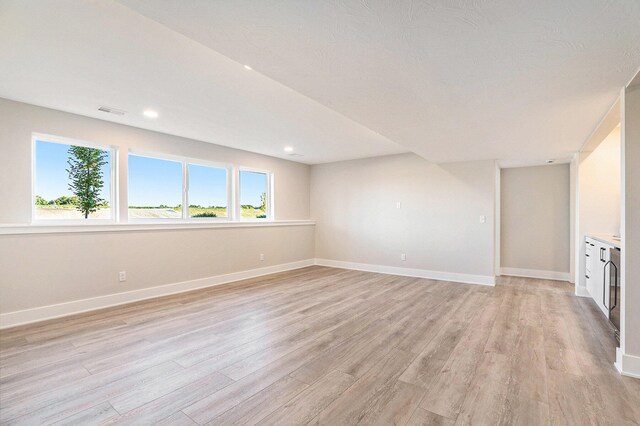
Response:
[500, 164, 570, 277]
[0, 99, 314, 322]
[577, 126, 622, 294]
[310, 154, 496, 283]
[619, 82, 640, 375]
[0, 226, 314, 314]
[580, 127, 622, 235]
[0, 98, 311, 223]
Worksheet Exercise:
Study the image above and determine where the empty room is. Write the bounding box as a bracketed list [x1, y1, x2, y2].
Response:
[1, 1, 639, 425]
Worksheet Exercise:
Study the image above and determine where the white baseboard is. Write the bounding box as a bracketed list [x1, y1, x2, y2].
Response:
[314, 258, 495, 286]
[575, 285, 591, 298]
[500, 267, 571, 282]
[1, 258, 498, 329]
[0, 259, 315, 329]
[615, 348, 640, 379]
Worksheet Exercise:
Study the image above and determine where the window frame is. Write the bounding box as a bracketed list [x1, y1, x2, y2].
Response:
[31, 133, 118, 224]
[236, 167, 274, 221]
[127, 150, 234, 223]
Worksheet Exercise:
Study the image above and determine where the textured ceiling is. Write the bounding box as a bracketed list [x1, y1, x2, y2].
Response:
[117, 0, 640, 163]
[0, 0, 405, 164]
[1, 1, 639, 164]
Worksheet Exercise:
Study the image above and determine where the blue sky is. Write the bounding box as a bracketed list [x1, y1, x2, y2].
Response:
[128, 155, 182, 206]
[35, 140, 111, 201]
[128, 156, 266, 207]
[36, 140, 267, 208]
[239, 171, 267, 207]
[188, 163, 227, 207]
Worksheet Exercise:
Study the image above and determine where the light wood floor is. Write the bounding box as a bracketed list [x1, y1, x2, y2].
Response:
[1, 266, 639, 425]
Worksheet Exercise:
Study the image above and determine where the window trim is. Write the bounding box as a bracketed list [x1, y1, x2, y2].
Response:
[1, 220, 315, 235]
[237, 167, 274, 221]
[31, 133, 118, 224]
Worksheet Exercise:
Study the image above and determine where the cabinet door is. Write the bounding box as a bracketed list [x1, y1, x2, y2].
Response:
[585, 239, 595, 297]
[602, 247, 612, 317]
[593, 243, 610, 317]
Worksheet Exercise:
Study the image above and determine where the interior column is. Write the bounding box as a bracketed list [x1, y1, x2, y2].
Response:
[618, 76, 640, 377]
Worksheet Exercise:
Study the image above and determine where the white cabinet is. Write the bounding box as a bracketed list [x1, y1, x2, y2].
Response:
[585, 238, 596, 299]
[595, 243, 609, 317]
[585, 237, 612, 317]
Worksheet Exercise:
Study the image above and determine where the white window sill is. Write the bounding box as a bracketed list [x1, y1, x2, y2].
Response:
[0, 220, 316, 235]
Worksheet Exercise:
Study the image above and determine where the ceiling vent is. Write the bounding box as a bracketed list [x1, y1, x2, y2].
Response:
[287, 153, 303, 157]
[98, 106, 126, 116]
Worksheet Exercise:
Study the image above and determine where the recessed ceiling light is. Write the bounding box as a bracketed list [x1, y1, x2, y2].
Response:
[284, 146, 294, 153]
[244, 65, 252, 70]
[143, 109, 158, 118]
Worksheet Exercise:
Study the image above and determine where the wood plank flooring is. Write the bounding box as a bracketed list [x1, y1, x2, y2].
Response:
[1, 266, 638, 425]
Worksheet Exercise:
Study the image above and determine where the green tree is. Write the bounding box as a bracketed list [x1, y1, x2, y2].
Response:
[54, 195, 80, 205]
[35, 195, 48, 205]
[54, 195, 69, 205]
[259, 192, 267, 212]
[66, 146, 108, 219]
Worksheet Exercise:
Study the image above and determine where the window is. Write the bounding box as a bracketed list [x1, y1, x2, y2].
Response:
[33, 135, 115, 221]
[128, 154, 183, 219]
[128, 153, 231, 221]
[239, 170, 271, 219]
[32, 138, 275, 224]
[187, 163, 228, 218]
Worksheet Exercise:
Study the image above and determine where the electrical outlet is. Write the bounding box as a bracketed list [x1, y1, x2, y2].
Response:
[401, 253, 407, 261]
[479, 215, 486, 224]
[259, 253, 265, 261]
[119, 271, 127, 282]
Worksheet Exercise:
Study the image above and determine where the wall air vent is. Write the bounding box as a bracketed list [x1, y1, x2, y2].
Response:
[98, 106, 126, 116]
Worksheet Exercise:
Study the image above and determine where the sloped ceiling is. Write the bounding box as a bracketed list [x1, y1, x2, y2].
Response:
[0, 0, 405, 164]
[2, 0, 640, 164]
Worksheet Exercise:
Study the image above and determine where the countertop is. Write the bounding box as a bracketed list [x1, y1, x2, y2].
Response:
[587, 233, 621, 249]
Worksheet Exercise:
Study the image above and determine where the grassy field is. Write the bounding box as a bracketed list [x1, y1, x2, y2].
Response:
[35, 206, 111, 220]
[186, 206, 266, 219]
[36, 205, 266, 219]
[185, 207, 227, 218]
